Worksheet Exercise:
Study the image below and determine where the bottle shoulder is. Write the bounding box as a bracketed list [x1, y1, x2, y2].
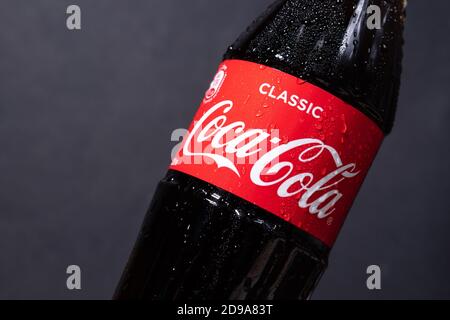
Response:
[224, 0, 405, 134]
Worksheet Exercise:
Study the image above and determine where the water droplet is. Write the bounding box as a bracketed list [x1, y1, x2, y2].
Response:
[341, 114, 348, 134]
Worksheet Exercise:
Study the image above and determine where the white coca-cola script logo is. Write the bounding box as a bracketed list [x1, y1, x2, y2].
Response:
[182, 100, 360, 219]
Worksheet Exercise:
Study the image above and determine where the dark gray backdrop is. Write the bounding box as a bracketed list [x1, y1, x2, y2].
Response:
[0, 0, 449, 300]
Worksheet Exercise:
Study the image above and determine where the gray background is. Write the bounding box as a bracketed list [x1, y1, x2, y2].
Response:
[0, 0, 449, 300]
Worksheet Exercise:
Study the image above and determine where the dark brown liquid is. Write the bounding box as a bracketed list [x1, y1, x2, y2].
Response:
[115, 171, 328, 299]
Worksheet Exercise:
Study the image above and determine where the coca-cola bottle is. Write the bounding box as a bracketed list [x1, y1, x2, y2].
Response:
[115, 0, 405, 300]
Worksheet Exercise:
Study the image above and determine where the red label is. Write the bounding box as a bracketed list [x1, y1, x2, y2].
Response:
[170, 60, 383, 247]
